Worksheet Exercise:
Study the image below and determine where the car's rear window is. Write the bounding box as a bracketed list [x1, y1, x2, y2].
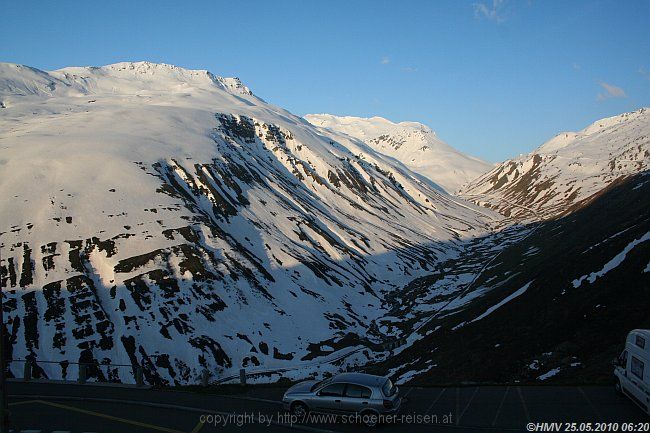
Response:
[382, 379, 397, 397]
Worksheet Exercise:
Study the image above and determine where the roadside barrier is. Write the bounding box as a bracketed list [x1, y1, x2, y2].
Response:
[5, 359, 146, 387]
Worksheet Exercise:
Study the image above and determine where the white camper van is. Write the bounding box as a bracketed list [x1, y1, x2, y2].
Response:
[614, 329, 650, 415]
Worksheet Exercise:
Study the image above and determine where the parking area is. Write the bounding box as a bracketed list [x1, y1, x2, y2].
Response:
[5, 381, 648, 432]
[9, 398, 197, 433]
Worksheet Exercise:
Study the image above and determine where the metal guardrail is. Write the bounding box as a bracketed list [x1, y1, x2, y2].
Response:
[5, 359, 146, 386]
[212, 348, 366, 385]
[211, 337, 408, 386]
[2, 333, 408, 387]
[5, 356, 363, 387]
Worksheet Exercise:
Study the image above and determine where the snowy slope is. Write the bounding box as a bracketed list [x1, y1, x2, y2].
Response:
[0, 62, 498, 385]
[304, 114, 492, 194]
[461, 109, 650, 219]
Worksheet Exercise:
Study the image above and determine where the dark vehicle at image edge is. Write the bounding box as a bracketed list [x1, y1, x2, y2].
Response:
[282, 372, 401, 426]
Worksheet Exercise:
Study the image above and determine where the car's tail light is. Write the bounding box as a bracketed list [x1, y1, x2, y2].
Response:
[383, 399, 394, 409]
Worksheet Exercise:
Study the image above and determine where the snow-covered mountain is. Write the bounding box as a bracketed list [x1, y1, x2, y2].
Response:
[461, 109, 650, 219]
[3, 61, 646, 387]
[0, 62, 498, 385]
[304, 114, 492, 194]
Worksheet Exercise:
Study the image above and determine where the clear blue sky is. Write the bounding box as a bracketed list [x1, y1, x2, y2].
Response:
[2, 0, 649, 162]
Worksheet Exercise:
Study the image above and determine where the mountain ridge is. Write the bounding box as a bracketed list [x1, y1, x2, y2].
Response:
[461, 108, 649, 219]
[0, 61, 254, 100]
[304, 113, 493, 194]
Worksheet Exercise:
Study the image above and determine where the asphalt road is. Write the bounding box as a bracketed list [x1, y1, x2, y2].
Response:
[5, 381, 648, 433]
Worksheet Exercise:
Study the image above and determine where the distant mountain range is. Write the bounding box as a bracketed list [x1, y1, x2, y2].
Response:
[0, 61, 647, 386]
[304, 114, 492, 194]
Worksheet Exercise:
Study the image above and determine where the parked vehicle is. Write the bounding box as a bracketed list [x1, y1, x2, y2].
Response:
[282, 372, 401, 426]
[614, 329, 650, 415]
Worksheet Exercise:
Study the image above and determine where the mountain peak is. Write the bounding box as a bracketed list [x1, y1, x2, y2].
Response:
[305, 113, 435, 141]
[304, 113, 491, 193]
[59, 61, 255, 96]
[0, 61, 254, 99]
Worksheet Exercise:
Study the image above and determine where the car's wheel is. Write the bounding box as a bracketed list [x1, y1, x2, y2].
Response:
[615, 379, 624, 396]
[290, 402, 309, 419]
[361, 410, 379, 428]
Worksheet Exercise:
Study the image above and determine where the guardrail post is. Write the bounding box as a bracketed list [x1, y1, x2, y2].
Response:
[239, 368, 246, 386]
[23, 360, 32, 382]
[78, 364, 87, 384]
[201, 369, 209, 387]
[135, 366, 144, 387]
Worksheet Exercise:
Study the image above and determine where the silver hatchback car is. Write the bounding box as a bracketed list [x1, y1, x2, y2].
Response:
[282, 372, 401, 426]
